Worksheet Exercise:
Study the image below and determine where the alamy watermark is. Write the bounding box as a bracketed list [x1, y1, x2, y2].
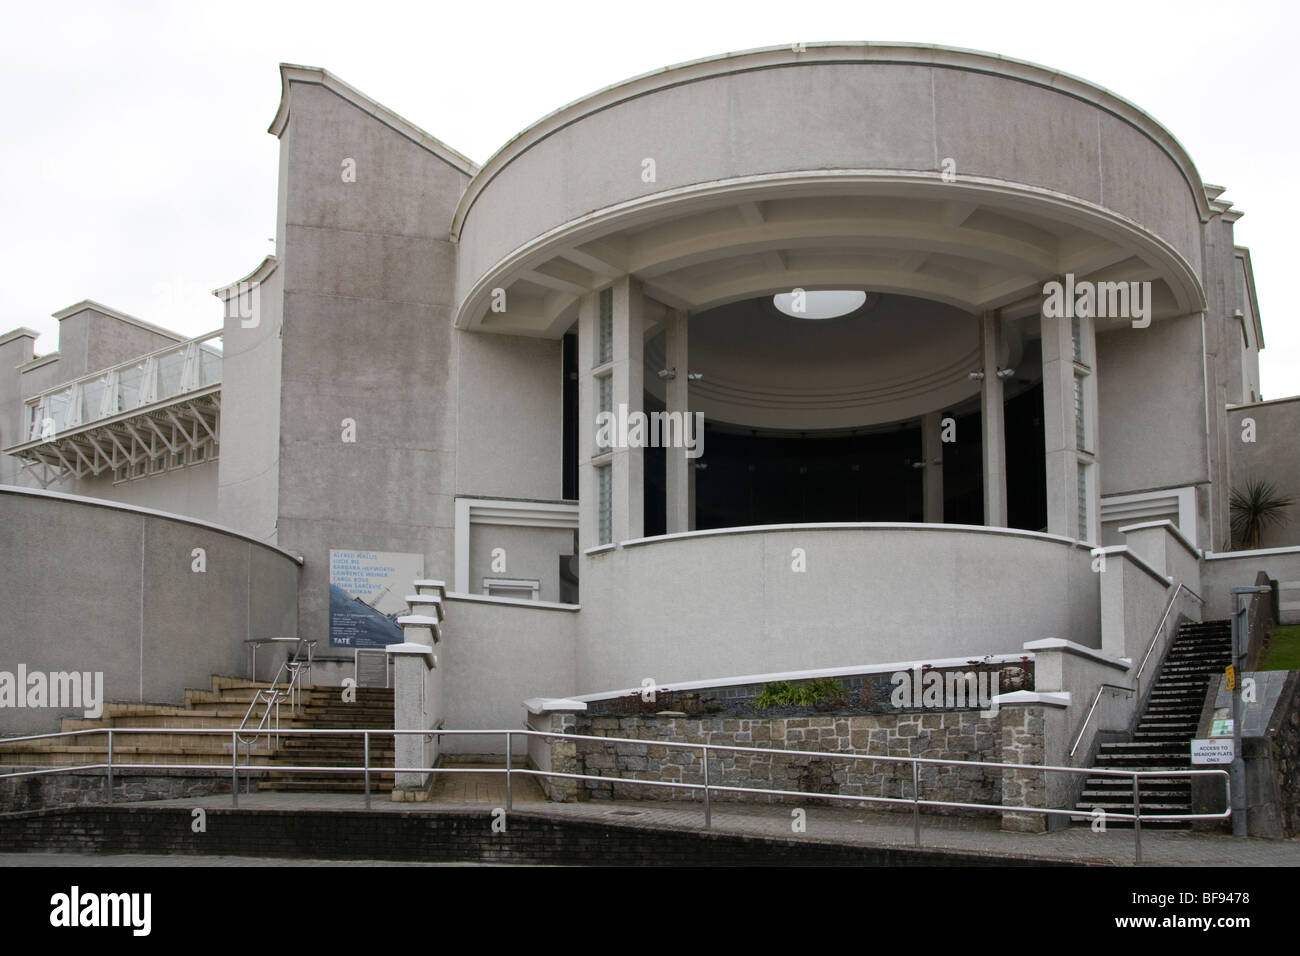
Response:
[890, 665, 1001, 716]
[1042, 273, 1151, 328]
[0, 665, 104, 718]
[595, 404, 705, 458]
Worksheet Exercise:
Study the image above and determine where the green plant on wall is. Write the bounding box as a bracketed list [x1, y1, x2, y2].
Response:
[753, 678, 845, 708]
[1230, 478, 1295, 549]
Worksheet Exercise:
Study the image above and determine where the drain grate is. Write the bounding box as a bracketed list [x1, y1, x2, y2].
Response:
[608, 809, 645, 817]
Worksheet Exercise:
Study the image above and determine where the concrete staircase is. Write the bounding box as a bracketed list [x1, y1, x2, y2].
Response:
[0, 676, 283, 769]
[1074, 620, 1231, 829]
[257, 688, 396, 793]
[0, 677, 397, 797]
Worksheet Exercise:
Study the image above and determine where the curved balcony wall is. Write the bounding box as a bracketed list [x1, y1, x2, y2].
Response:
[575, 524, 1100, 692]
[455, 44, 1207, 325]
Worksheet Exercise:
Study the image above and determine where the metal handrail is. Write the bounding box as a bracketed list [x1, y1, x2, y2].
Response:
[1068, 581, 1205, 761]
[236, 638, 311, 749]
[1135, 581, 1204, 682]
[0, 725, 1232, 865]
[1069, 683, 1136, 758]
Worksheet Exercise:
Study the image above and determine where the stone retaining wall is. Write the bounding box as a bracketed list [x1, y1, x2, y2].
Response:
[529, 705, 1052, 831]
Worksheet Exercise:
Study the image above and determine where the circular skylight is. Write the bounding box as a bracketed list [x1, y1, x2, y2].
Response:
[772, 290, 868, 320]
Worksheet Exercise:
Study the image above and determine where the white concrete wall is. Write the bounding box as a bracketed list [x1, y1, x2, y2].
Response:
[576, 524, 1100, 694]
[270, 77, 472, 655]
[1203, 549, 1300, 621]
[217, 264, 283, 543]
[440, 596, 577, 755]
[1227, 398, 1300, 550]
[457, 47, 1205, 310]
[468, 524, 573, 604]
[0, 487, 299, 734]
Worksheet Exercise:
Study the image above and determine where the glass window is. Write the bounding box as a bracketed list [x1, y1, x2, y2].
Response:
[1073, 374, 1086, 451]
[597, 464, 612, 545]
[598, 288, 613, 366]
[597, 374, 613, 452]
[1077, 462, 1089, 540]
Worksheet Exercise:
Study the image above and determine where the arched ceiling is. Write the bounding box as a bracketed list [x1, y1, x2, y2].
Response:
[644, 292, 1026, 430]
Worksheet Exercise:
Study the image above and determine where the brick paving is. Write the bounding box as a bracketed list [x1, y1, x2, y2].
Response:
[2, 769, 1292, 866]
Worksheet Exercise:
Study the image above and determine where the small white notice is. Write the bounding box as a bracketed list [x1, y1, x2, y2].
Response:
[1190, 738, 1234, 765]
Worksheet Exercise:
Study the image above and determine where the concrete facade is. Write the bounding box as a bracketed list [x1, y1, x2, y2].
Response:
[1, 45, 1294, 772]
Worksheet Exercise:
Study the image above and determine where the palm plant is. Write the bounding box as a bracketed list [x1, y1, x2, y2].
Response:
[1230, 478, 1295, 549]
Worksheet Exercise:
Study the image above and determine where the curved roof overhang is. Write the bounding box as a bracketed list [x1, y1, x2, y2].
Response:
[451, 43, 1211, 338]
[456, 173, 1206, 338]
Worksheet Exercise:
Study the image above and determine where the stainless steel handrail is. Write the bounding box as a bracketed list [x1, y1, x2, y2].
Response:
[1069, 683, 1136, 758]
[1135, 582, 1204, 682]
[0, 724, 1231, 865]
[236, 638, 312, 751]
[1067, 581, 1206, 763]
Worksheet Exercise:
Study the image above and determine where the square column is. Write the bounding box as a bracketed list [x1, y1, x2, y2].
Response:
[576, 277, 645, 551]
[980, 311, 1008, 528]
[921, 411, 944, 522]
[611, 277, 645, 543]
[664, 308, 691, 534]
[1041, 292, 1099, 542]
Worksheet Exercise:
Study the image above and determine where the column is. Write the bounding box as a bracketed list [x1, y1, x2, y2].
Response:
[921, 411, 944, 522]
[980, 311, 1008, 527]
[611, 276, 645, 542]
[1041, 290, 1099, 541]
[664, 308, 690, 534]
[576, 292, 598, 553]
[576, 277, 646, 551]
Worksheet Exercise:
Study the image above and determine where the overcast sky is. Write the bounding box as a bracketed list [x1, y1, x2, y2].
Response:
[3, 0, 1296, 395]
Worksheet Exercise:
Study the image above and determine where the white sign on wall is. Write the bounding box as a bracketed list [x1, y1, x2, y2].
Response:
[1190, 738, 1234, 765]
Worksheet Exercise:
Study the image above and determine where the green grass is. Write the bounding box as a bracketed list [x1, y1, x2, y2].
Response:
[1259, 625, 1300, 671]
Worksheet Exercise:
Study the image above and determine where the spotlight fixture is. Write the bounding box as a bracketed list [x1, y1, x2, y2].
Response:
[996, 367, 1015, 379]
[692, 461, 708, 471]
[686, 372, 704, 382]
[968, 370, 985, 381]
[657, 368, 676, 380]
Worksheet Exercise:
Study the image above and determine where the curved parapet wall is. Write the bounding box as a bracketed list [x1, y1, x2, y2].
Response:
[575, 524, 1100, 693]
[0, 487, 300, 734]
[455, 43, 1208, 328]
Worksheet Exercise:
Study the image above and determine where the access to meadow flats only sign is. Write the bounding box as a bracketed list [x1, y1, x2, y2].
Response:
[1190, 738, 1234, 765]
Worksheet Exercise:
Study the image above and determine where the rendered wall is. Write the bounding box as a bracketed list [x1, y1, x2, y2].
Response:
[440, 596, 577, 754]
[216, 263, 284, 543]
[1095, 314, 1209, 501]
[458, 48, 1205, 308]
[467, 525, 574, 604]
[576, 525, 1100, 694]
[1227, 398, 1300, 551]
[271, 78, 471, 655]
[0, 488, 299, 734]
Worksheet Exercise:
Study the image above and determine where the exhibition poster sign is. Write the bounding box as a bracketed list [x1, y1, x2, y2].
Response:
[328, 550, 425, 648]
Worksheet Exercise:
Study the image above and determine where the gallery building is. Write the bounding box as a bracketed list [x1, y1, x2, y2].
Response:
[3, 45, 1297, 794]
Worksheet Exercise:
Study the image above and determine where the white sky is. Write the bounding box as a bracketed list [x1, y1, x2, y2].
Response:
[2, 0, 1296, 395]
